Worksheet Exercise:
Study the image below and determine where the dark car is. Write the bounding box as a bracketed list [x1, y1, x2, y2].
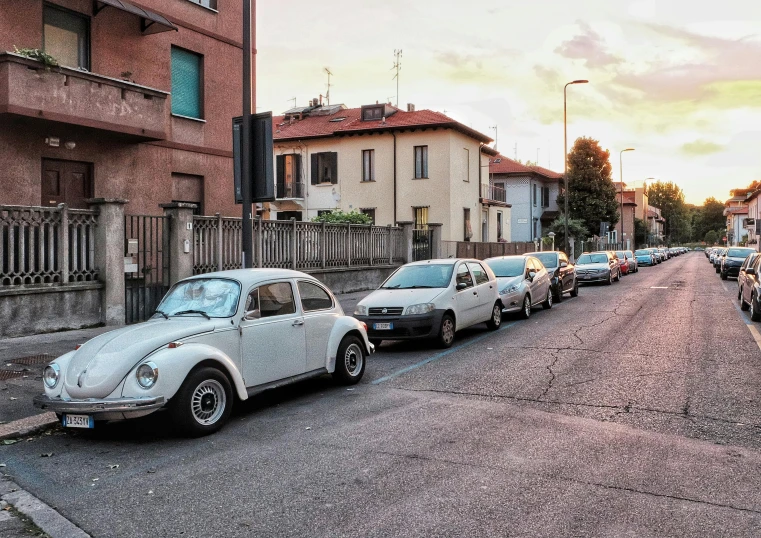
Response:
[738, 253, 761, 302]
[575, 251, 621, 285]
[740, 255, 761, 320]
[533, 251, 579, 302]
[720, 247, 756, 280]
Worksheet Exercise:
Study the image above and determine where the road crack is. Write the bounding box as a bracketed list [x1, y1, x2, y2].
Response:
[539, 351, 561, 399]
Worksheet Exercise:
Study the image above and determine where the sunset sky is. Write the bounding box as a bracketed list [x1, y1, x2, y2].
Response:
[257, 0, 761, 206]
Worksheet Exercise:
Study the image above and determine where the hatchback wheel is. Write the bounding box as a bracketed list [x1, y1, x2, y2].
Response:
[332, 335, 366, 384]
[606, 272, 613, 286]
[721, 271, 728, 280]
[171, 367, 232, 437]
[741, 292, 750, 311]
[486, 302, 503, 330]
[570, 279, 579, 298]
[554, 282, 564, 303]
[542, 288, 553, 309]
[738, 286, 743, 301]
[437, 314, 456, 348]
[752, 294, 761, 322]
[520, 295, 531, 319]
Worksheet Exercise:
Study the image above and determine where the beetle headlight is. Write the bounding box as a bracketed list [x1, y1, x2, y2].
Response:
[43, 364, 60, 389]
[354, 304, 368, 316]
[136, 362, 159, 389]
[405, 303, 435, 315]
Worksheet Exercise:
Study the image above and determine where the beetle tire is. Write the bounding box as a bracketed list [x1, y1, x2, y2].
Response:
[332, 335, 366, 385]
[170, 367, 233, 437]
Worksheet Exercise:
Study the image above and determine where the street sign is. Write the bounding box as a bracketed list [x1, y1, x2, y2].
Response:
[723, 236, 727, 241]
[233, 112, 275, 204]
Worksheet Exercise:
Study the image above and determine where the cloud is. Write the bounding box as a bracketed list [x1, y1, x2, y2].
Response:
[681, 140, 724, 155]
[554, 22, 622, 68]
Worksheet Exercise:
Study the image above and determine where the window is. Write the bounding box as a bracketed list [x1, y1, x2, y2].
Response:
[311, 152, 338, 185]
[467, 262, 489, 285]
[43, 5, 89, 69]
[414, 207, 428, 230]
[276, 211, 303, 221]
[276, 154, 303, 198]
[171, 47, 203, 119]
[464, 208, 472, 241]
[414, 146, 428, 179]
[542, 187, 550, 207]
[456, 264, 473, 289]
[497, 212, 503, 240]
[362, 150, 375, 182]
[463, 148, 470, 182]
[317, 210, 332, 217]
[362, 106, 384, 121]
[187, 0, 217, 9]
[298, 281, 333, 312]
[533, 184, 537, 207]
[247, 282, 296, 318]
[360, 208, 376, 224]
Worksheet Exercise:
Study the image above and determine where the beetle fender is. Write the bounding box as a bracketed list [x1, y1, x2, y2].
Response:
[42, 351, 76, 399]
[121, 343, 248, 401]
[326, 316, 372, 372]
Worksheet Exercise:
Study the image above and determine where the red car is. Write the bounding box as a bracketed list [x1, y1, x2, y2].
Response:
[618, 256, 630, 275]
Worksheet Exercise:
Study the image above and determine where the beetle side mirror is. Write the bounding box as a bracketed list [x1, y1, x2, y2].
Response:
[244, 309, 261, 321]
[456, 282, 468, 291]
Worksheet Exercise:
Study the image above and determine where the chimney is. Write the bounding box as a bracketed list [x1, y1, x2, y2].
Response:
[313, 97, 319, 107]
[319, 94, 323, 106]
[407, 103, 416, 112]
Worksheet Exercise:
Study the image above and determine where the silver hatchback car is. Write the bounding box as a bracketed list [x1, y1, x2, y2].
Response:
[483, 255, 553, 319]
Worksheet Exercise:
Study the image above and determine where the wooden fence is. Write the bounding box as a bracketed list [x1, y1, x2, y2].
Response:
[193, 216, 406, 275]
[0, 204, 99, 287]
[442, 240, 537, 260]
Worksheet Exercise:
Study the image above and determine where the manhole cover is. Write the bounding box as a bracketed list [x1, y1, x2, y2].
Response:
[0, 370, 26, 381]
[10, 354, 54, 366]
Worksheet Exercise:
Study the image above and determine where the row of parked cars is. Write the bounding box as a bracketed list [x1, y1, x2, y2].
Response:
[705, 245, 761, 320]
[34, 245, 689, 437]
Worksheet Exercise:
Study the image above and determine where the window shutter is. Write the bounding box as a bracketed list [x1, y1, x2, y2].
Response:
[311, 154, 319, 185]
[171, 47, 202, 118]
[329, 152, 338, 184]
[293, 155, 302, 184]
[276, 155, 285, 198]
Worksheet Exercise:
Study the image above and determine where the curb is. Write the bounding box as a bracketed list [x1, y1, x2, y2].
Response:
[0, 412, 59, 441]
[1, 477, 90, 537]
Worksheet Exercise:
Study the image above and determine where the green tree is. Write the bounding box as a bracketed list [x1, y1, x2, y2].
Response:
[634, 218, 648, 248]
[704, 230, 718, 245]
[548, 217, 589, 247]
[692, 197, 726, 241]
[310, 210, 372, 225]
[556, 137, 618, 238]
[647, 181, 689, 244]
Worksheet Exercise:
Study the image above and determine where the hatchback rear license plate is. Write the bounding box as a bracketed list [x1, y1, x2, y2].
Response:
[62, 414, 94, 428]
[374, 323, 393, 330]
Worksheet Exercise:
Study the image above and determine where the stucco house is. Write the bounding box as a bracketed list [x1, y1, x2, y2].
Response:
[487, 155, 563, 242]
[268, 102, 509, 242]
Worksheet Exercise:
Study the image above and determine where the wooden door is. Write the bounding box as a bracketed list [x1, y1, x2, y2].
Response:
[41, 159, 93, 209]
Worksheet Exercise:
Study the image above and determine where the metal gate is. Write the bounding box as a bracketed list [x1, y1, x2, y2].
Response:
[412, 228, 433, 261]
[124, 215, 170, 324]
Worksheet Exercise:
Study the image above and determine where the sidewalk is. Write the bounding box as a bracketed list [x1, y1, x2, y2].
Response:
[0, 290, 371, 435]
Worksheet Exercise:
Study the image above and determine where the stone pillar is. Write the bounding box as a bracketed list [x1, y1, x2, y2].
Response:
[87, 198, 128, 326]
[397, 221, 414, 263]
[160, 202, 197, 286]
[429, 223, 443, 259]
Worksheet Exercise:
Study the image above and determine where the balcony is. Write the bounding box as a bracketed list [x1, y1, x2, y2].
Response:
[276, 182, 305, 200]
[0, 53, 168, 140]
[480, 183, 509, 206]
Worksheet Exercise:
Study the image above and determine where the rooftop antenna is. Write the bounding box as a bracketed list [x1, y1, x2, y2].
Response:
[514, 142, 518, 161]
[490, 125, 498, 150]
[288, 97, 296, 108]
[392, 49, 402, 107]
[536, 148, 540, 165]
[324, 67, 333, 105]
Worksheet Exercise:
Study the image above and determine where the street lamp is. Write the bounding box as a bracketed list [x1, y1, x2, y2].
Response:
[619, 148, 635, 248]
[548, 231, 556, 252]
[564, 79, 589, 254]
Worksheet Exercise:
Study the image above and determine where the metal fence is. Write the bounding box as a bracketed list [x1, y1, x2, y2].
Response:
[0, 204, 98, 287]
[193, 216, 406, 275]
[124, 215, 170, 324]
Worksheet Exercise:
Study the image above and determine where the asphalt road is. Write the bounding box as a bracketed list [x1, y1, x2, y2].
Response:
[3, 252, 761, 537]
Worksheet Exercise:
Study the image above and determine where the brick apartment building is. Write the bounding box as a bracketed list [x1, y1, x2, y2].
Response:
[0, 0, 250, 215]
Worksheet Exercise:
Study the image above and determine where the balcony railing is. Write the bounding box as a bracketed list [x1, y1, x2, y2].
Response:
[0, 53, 168, 140]
[481, 184, 507, 204]
[276, 182, 305, 199]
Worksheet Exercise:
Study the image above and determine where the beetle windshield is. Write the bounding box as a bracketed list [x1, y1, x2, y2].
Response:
[533, 253, 558, 269]
[576, 254, 608, 264]
[485, 258, 525, 278]
[156, 278, 241, 318]
[381, 264, 454, 289]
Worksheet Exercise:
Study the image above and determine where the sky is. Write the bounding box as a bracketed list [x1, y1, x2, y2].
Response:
[257, 0, 761, 206]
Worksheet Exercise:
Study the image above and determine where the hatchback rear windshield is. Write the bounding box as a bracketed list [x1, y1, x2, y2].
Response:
[485, 258, 525, 278]
[381, 264, 454, 289]
[576, 254, 608, 264]
[727, 248, 755, 258]
[634, 250, 650, 255]
[533, 253, 558, 269]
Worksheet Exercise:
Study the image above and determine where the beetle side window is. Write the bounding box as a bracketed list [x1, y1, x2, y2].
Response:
[252, 282, 296, 318]
[456, 264, 474, 289]
[298, 281, 333, 312]
[467, 262, 489, 285]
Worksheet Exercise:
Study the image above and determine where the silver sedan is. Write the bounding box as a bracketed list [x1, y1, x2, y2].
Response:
[483, 255, 553, 319]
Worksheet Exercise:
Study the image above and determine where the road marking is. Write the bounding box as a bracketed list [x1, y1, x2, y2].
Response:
[721, 282, 729, 292]
[650, 286, 669, 289]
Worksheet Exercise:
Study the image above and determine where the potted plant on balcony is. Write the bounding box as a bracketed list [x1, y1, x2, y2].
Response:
[11, 46, 59, 70]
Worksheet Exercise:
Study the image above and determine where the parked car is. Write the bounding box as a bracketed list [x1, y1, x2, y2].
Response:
[484, 255, 554, 319]
[646, 248, 662, 263]
[532, 251, 579, 302]
[354, 259, 502, 349]
[740, 255, 761, 321]
[624, 250, 638, 272]
[714, 248, 729, 272]
[34, 270, 373, 436]
[614, 251, 633, 275]
[634, 249, 656, 266]
[720, 247, 756, 280]
[575, 252, 621, 285]
[738, 253, 761, 302]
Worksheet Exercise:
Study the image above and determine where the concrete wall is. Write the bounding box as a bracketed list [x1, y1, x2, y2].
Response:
[305, 266, 399, 295]
[0, 283, 103, 338]
[0, 0, 244, 217]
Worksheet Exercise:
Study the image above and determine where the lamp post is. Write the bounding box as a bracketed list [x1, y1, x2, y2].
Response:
[619, 148, 635, 249]
[548, 231, 556, 252]
[564, 79, 589, 254]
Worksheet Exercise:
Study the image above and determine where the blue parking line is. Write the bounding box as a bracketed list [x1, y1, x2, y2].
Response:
[371, 320, 519, 385]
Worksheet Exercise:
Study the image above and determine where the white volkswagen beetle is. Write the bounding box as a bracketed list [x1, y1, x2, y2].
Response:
[34, 269, 373, 436]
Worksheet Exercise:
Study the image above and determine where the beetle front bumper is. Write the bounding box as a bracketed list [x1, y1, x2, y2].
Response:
[33, 394, 166, 419]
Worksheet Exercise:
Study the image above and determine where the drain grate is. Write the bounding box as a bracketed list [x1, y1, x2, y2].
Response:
[0, 370, 26, 381]
[10, 354, 54, 366]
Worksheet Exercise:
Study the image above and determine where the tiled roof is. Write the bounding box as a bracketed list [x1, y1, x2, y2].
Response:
[530, 165, 563, 179]
[488, 154, 563, 180]
[725, 206, 749, 215]
[272, 107, 492, 143]
[618, 192, 636, 205]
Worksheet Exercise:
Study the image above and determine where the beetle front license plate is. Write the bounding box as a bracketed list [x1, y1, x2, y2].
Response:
[373, 323, 393, 330]
[62, 414, 94, 429]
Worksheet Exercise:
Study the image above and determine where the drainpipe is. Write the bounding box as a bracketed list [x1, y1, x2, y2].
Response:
[393, 132, 397, 224]
[479, 143, 484, 199]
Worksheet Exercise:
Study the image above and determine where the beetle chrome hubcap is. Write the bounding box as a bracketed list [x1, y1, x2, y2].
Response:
[191, 379, 226, 426]
[344, 343, 364, 376]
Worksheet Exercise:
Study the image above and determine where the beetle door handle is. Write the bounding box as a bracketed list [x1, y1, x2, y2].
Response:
[292, 319, 304, 326]
[473, 291, 478, 296]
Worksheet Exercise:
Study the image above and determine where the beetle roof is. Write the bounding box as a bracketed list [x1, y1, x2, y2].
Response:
[183, 268, 319, 285]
